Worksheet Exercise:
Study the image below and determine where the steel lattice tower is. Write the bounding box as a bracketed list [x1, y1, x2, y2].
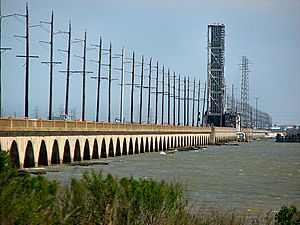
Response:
[240, 56, 250, 128]
[206, 24, 225, 126]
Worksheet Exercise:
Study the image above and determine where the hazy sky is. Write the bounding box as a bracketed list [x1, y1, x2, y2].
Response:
[2, 0, 300, 125]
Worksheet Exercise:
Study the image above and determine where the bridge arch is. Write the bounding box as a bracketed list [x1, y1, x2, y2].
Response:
[145, 137, 149, 153]
[174, 136, 177, 148]
[163, 137, 166, 150]
[63, 139, 71, 163]
[122, 138, 127, 155]
[150, 137, 153, 152]
[154, 137, 158, 152]
[83, 139, 90, 160]
[171, 137, 173, 148]
[116, 138, 121, 156]
[140, 138, 144, 153]
[159, 137, 162, 151]
[128, 138, 133, 155]
[24, 140, 35, 168]
[38, 140, 48, 166]
[109, 138, 114, 157]
[10, 140, 20, 168]
[167, 137, 170, 150]
[74, 139, 81, 161]
[134, 138, 139, 154]
[101, 138, 107, 158]
[92, 139, 99, 159]
[51, 139, 59, 164]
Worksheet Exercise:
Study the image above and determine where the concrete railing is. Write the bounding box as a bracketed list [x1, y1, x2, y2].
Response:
[0, 118, 212, 133]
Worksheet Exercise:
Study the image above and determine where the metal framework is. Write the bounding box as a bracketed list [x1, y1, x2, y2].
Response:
[206, 24, 225, 126]
[240, 56, 250, 128]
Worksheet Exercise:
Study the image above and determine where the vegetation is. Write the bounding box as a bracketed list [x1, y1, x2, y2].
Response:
[0, 151, 299, 225]
[275, 205, 300, 225]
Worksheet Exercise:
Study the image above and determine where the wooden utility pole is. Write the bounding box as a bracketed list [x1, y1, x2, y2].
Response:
[147, 58, 152, 124]
[95, 37, 102, 122]
[58, 21, 72, 118]
[65, 21, 71, 118]
[41, 11, 61, 120]
[167, 68, 170, 125]
[16, 3, 38, 118]
[155, 61, 158, 124]
[107, 41, 112, 122]
[139, 55, 144, 124]
[192, 78, 196, 126]
[161, 65, 164, 125]
[187, 77, 190, 126]
[0, 0, 12, 117]
[183, 77, 186, 126]
[173, 72, 176, 126]
[177, 75, 180, 126]
[197, 80, 201, 127]
[81, 30, 87, 121]
[130, 52, 135, 123]
[119, 47, 124, 123]
[48, 12, 54, 120]
[0, 0, 2, 117]
[25, 3, 29, 118]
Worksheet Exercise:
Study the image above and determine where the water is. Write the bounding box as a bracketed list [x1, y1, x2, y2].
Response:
[40, 139, 300, 213]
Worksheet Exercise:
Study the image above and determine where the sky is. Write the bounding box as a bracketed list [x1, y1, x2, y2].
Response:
[1, 0, 300, 125]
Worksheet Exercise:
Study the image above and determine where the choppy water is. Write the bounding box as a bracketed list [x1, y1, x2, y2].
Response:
[40, 139, 300, 213]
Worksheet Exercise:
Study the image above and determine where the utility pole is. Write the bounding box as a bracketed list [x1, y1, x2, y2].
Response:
[202, 82, 206, 126]
[58, 21, 72, 119]
[187, 77, 190, 126]
[147, 58, 152, 124]
[192, 78, 195, 126]
[16, 3, 38, 118]
[0, 0, 13, 117]
[167, 68, 170, 125]
[0, 0, 2, 117]
[25, 3, 29, 118]
[41, 11, 61, 120]
[119, 47, 124, 123]
[139, 55, 144, 124]
[48, 11, 55, 120]
[177, 75, 181, 126]
[231, 84, 234, 113]
[91, 37, 102, 122]
[66, 31, 93, 121]
[155, 61, 158, 124]
[82, 30, 87, 121]
[130, 51, 135, 123]
[161, 65, 164, 125]
[197, 79, 201, 127]
[107, 41, 112, 122]
[183, 77, 186, 126]
[64, 22, 71, 119]
[173, 71, 176, 126]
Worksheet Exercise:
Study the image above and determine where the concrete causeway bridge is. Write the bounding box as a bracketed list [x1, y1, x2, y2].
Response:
[0, 118, 245, 169]
[0, 5, 273, 170]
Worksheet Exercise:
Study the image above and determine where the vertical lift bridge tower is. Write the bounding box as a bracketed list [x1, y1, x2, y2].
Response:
[206, 24, 226, 126]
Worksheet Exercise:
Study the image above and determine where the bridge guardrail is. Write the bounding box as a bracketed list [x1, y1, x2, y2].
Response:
[0, 118, 212, 133]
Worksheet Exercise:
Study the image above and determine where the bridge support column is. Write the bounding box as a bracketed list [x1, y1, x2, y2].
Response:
[210, 127, 215, 145]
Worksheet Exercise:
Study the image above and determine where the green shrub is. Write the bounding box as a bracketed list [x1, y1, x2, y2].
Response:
[275, 205, 300, 225]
